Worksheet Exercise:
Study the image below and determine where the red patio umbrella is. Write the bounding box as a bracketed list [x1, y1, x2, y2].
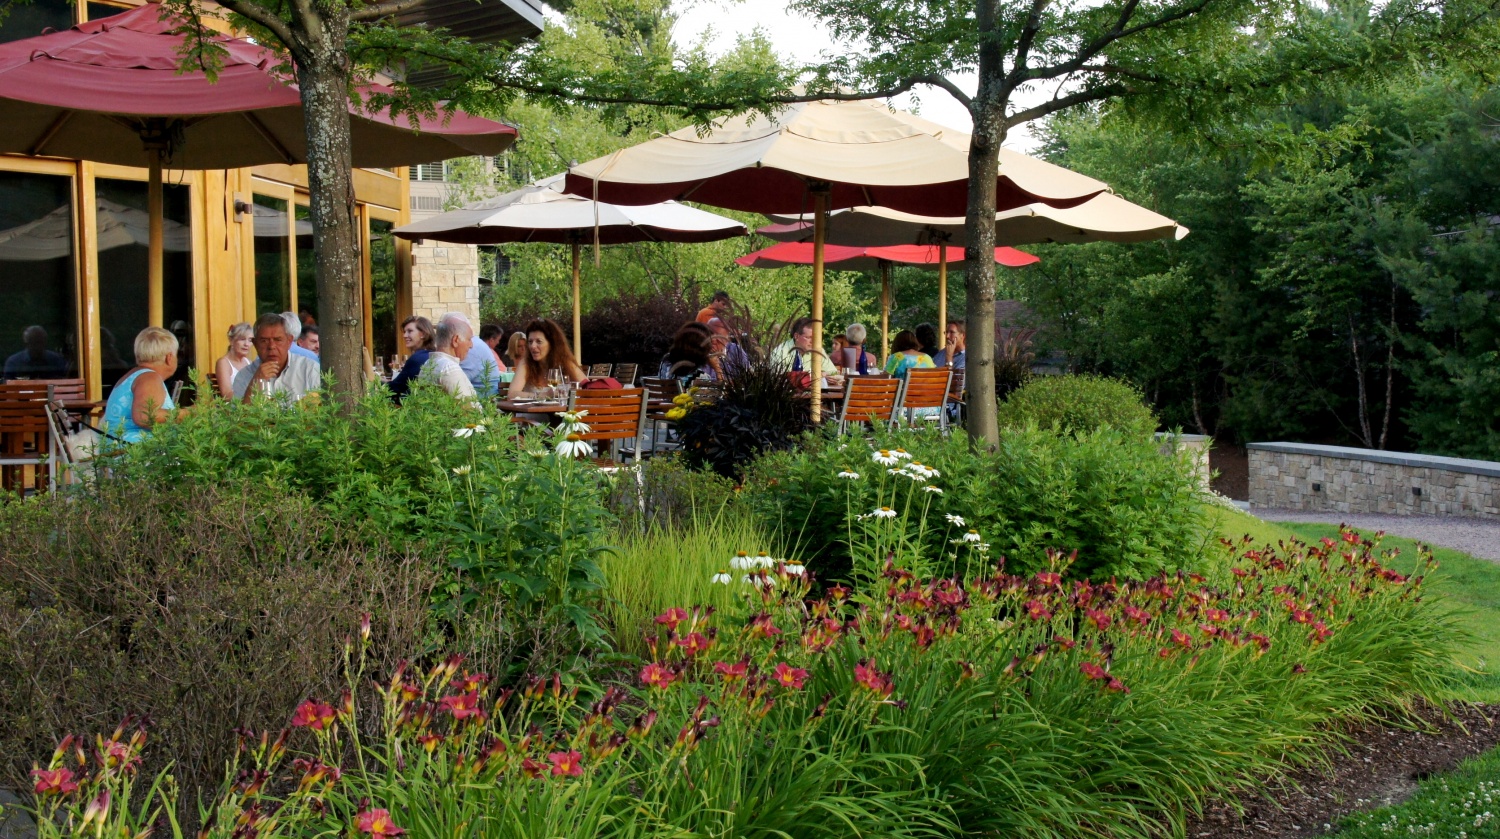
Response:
[735, 242, 1039, 363]
[0, 2, 517, 326]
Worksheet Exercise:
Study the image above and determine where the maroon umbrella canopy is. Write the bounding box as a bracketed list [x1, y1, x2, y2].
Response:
[0, 2, 516, 169]
[735, 242, 1039, 271]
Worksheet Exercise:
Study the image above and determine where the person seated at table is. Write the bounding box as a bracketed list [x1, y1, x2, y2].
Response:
[480, 324, 505, 355]
[296, 324, 320, 357]
[932, 320, 966, 368]
[659, 321, 721, 382]
[508, 318, 588, 399]
[233, 313, 322, 403]
[281, 312, 319, 362]
[705, 317, 750, 377]
[103, 327, 190, 443]
[422, 314, 478, 404]
[885, 329, 936, 378]
[505, 331, 528, 371]
[451, 313, 505, 396]
[214, 322, 254, 399]
[388, 315, 435, 402]
[769, 317, 824, 373]
[914, 322, 940, 357]
[841, 323, 877, 374]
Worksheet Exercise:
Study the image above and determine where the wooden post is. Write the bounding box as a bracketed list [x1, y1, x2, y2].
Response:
[571, 240, 583, 363]
[147, 152, 164, 328]
[880, 260, 891, 367]
[810, 186, 829, 423]
[937, 240, 947, 350]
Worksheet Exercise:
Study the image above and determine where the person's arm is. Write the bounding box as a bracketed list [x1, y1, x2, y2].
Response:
[506, 364, 529, 398]
[567, 361, 588, 383]
[242, 360, 283, 404]
[130, 371, 172, 428]
[388, 354, 424, 399]
[214, 357, 237, 398]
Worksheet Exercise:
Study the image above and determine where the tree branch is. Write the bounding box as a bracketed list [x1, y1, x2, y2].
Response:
[1011, 0, 1054, 77]
[1002, 82, 1128, 128]
[912, 73, 973, 108]
[1026, 0, 1215, 83]
[350, 0, 428, 23]
[209, 0, 297, 50]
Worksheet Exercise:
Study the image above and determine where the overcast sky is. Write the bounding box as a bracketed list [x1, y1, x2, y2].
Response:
[670, 0, 1043, 151]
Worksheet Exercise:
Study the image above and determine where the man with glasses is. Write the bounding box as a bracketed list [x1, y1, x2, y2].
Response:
[232, 312, 322, 402]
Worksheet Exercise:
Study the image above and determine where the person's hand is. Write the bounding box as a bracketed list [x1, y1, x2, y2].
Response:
[255, 361, 282, 381]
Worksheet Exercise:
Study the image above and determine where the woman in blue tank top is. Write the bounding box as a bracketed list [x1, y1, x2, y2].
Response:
[102, 327, 186, 443]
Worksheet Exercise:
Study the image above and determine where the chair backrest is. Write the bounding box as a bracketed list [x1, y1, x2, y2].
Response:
[588, 363, 613, 378]
[613, 363, 639, 386]
[5, 378, 86, 402]
[899, 367, 952, 412]
[948, 368, 966, 400]
[566, 387, 647, 460]
[838, 376, 902, 430]
[169, 380, 184, 405]
[0, 381, 63, 435]
[640, 376, 682, 402]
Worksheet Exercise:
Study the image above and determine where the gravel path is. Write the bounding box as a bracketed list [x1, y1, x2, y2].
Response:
[1252, 508, 1500, 562]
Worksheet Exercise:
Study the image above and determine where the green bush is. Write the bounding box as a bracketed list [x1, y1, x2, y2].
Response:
[742, 426, 1207, 582]
[997, 373, 1158, 436]
[0, 482, 438, 818]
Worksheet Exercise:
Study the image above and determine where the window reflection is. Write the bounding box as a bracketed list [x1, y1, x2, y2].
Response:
[0, 170, 77, 381]
[253, 194, 291, 316]
[295, 203, 317, 325]
[95, 178, 193, 395]
[370, 219, 397, 363]
[0, 0, 72, 45]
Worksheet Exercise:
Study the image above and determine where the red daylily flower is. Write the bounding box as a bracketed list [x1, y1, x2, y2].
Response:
[655, 608, 690, 631]
[439, 691, 484, 720]
[355, 808, 405, 838]
[1204, 608, 1230, 622]
[1024, 600, 1052, 621]
[1123, 605, 1151, 626]
[773, 662, 809, 690]
[548, 750, 584, 777]
[714, 660, 748, 682]
[31, 767, 78, 796]
[291, 699, 338, 730]
[675, 632, 713, 656]
[454, 672, 489, 692]
[1308, 621, 1334, 644]
[1079, 661, 1108, 681]
[854, 661, 894, 698]
[748, 613, 783, 639]
[521, 757, 546, 779]
[1085, 609, 1112, 632]
[640, 662, 677, 689]
[828, 585, 851, 601]
[1171, 628, 1194, 649]
[1034, 572, 1062, 589]
[1106, 678, 1130, 694]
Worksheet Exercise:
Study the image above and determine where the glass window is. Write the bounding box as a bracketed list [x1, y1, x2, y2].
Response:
[95, 177, 193, 394]
[369, 218, 398, 364]
[294, 202, 317, 324]
[0, 0, 72, 45]
[85, 2, 130, 21]
[0, 170, 77, 381]
[252, 194, 291, 317]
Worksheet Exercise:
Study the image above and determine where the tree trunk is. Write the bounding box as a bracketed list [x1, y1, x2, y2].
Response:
[962, 6, 1006, 449]
[294, 34, 362, 414]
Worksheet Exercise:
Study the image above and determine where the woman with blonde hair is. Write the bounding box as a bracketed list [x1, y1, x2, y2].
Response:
[102, 327, 188, 443]
[505, 331, 527, 370]
[213, 322, 254, 398]
[507, 318, 588, 398]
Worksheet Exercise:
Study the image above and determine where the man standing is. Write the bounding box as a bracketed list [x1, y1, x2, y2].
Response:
[296, 324, 321, 357]
[424, 313, 478, 403]
[696, 290, 732, 324]
[932, 320, 966, 368]
[233, 313, 322, 402]
[451, 314, 504, 396]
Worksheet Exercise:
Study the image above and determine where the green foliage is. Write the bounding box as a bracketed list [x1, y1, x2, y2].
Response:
[677, 361, 813, 480]
[997, 374, 1158, 436]
[742, 426, 1207, 582]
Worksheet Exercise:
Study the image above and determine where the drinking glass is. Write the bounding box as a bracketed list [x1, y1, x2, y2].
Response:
[257, 379, 275, 399]
[547, 367, 563, 399]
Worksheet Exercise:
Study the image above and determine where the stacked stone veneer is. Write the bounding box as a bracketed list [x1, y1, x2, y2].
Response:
[1248, 442, 1500, 518]
[410, 240, 480, 324]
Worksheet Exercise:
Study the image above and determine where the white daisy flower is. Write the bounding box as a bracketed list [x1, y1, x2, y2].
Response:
[960, 530, 982, 543]
[452, 424, 487, 438]
[837, 470, 861, 480]
[892, 448, 913, 460]
[784, 563, 807, 576]
[869, 507, 897, 519]
[452, 465, 472, 476]
[922, 485, 943, 494]
[730, 553, 752, 570]
[945, 514, 966, 527]
[711, 572, 732, 585]
[557, 410, 590, 424]
[871, 450, 900, 466]
[754, 553, 776, 569]
[555, 438, 594, 458]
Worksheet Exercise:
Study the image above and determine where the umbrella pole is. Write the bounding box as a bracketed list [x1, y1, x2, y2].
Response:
[571, 241, 583, 363]
[880, 261, 891, 367]
[937, 241, 947, 352]
[147, 152, 164, 328]
[810, 186, 829, 424]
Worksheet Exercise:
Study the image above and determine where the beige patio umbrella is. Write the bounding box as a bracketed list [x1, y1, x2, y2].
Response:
[565, 97, 1107, 420]
[758, 193, 1189, 345]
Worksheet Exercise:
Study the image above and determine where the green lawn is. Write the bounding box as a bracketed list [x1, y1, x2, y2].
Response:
[1325, 742, 1500, 838]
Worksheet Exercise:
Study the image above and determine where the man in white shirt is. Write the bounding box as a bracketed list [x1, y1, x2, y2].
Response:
[233, 312, 322, 402]
[423, 313, 478, 403]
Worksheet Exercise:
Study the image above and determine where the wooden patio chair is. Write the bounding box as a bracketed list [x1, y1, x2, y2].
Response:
[587, 362, 613, 378]
[0, 380, 79, 494]
[566, 387, 648, 465]
[895, 368, 953, 431]
[637, 376, 684, 456]
[612, 362, 639, 386]
[836, 376, 902, 435]
[947, 368, 966, 425]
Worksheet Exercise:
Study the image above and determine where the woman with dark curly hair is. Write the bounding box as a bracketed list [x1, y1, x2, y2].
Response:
[658, 321, 722, 383]
[508, 318, 588, 398]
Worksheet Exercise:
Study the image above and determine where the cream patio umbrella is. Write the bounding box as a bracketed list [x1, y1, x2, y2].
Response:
[565, 97, 1107, 421]
[757, 193, 1189, 346]
[393, 175, 746, 360]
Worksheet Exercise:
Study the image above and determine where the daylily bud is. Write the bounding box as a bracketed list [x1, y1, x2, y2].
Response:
[360, 613, 372, 643]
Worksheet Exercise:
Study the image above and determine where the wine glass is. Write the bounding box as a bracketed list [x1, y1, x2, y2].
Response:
[547, 367, 563, 399]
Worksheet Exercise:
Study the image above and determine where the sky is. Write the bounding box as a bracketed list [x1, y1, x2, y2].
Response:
[669, 0, 1043, 151]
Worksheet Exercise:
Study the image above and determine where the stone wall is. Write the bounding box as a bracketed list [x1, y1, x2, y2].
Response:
[1247, 442, 1500, 518]
[410, 240, 480, 324]
[1159, 433, 1212, 492]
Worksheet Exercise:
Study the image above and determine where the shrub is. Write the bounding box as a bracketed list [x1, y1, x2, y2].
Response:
[604, 454, 738, 531]
[486, 289, 693, 369]
[742, 426, 1206, 582]
[997, 373, 1158, 436]
[677, 361, 811, 479]
[0, 482, 438, 818]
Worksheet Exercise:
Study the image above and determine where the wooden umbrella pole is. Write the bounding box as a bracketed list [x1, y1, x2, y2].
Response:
[571, 241, 583, 363]
[147, 151, 164, 328]
[810, 187, 829, 424]
[936, 239, 947, 351]
[880, 260, 891, 366]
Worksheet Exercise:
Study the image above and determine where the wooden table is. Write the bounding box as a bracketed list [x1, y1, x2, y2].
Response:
[495, 398, 566, 415]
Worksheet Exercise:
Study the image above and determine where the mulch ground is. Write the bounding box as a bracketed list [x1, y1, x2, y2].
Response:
[1210, 444, 1250, 501]
[1182, 702, 1500, 838]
